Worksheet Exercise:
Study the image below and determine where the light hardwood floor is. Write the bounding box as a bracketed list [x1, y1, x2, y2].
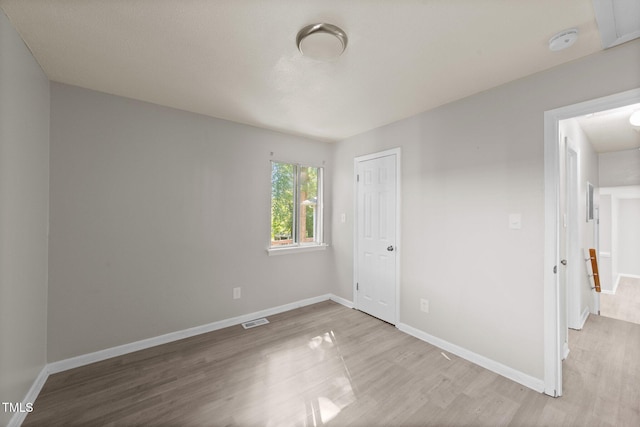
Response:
[600, 276, 640, 325]
[23, 301, 640, 426]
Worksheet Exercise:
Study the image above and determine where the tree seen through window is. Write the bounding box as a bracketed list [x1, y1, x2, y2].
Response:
[271, 162, 322, 247]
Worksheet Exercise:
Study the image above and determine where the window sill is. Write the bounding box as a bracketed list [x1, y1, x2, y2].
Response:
[267, 243, 328, 256]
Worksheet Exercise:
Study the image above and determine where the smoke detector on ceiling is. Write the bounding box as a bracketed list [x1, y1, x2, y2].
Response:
[548, 29, 579, 51]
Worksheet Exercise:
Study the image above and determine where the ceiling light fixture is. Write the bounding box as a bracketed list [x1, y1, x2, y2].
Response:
[630, 110, 640, 127]
[548, 28, 579, 51]
[297, 23, 348, 60]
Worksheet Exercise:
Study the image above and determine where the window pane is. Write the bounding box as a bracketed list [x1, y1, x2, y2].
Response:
[299, 166, 319, 244]
[271, 162, 294, 246]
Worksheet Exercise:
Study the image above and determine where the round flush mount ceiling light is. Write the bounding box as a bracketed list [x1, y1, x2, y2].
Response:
[297, 23, 348, 60]
[548, 28, 579, 51]
[630, 110, 640, 127]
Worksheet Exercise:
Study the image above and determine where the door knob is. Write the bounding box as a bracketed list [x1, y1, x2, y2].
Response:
[387, 245, 394, 251]
[561, 259, 567, 265]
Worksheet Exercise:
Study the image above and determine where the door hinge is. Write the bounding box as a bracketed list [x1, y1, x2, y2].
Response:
[356, 174, 360, 182]
[356, 282, 359, 291]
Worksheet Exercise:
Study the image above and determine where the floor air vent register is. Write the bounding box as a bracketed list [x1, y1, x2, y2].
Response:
[241, 318, 269, 329]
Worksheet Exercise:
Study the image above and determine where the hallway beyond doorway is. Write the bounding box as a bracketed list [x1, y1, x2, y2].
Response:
[600, 276, 640, 325]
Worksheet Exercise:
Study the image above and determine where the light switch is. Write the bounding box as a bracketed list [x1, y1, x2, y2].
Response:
[509, 213, 522, 230]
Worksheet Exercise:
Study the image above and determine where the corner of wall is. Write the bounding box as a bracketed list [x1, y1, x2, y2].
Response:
[0, 9, 50, 427]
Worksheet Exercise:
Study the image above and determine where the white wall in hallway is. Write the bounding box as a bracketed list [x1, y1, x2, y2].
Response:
[599, 194, 614, 292]
[617, 198, 640, 276]
[600, 186, 640, 291]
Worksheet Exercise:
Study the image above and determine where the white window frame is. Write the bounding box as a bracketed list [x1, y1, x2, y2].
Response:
[267, 161, 326, 256]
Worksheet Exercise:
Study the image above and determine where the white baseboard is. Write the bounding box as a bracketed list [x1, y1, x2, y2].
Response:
[397, 323, 545, 393]
[49, 294, 334, 374]
[18, 294, 348, 425]
[563, 342, 570, 361]
[20, 294, 546, 426]
[613, 275, 622, 294]
[607, 274, 640, 296]
[8, 365, 49, 427]
[579, 308, 590, 330]
[329, 294, 354, 308]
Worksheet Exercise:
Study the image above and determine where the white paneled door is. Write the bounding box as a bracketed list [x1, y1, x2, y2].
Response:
[355, 151, 398, 324]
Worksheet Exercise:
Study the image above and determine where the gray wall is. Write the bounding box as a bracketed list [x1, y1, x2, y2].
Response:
[331, 39, 640, 381]
[4, 7, 640, 408]
[0, 10, 50, 426]
[47, 83, 335, 361]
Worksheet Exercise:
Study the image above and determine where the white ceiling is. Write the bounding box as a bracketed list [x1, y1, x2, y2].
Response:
[0, 0, 634, 142]
[575, 103, 640, 153]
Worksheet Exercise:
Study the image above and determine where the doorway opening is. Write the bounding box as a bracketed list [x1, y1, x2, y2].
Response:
[544, 88, 640, 397]
[598, 185, 640, 325]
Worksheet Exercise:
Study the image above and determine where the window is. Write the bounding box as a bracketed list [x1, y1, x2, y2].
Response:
[270, 161, 323, 249]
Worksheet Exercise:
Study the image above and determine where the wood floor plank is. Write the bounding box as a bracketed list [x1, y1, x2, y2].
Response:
[23, 300, 640, 426]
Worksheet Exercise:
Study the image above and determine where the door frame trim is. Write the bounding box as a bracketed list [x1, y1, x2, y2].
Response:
[543, 87, 640, 397]
[353, 147, 401, 325]
[565, 144, 581, 331]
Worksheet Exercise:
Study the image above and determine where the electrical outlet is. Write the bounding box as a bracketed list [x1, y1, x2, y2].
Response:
[233, 287, 241, 299]
[420, 298, 429, 313]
